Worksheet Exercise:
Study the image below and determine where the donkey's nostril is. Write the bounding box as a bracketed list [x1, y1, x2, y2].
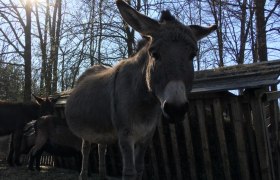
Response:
[163, 101, 188, 121]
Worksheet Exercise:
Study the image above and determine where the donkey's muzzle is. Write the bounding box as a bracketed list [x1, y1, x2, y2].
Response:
[162, 101, 188, 123]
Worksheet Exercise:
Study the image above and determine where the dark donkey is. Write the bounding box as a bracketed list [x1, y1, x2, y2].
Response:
[65, 1, 217, 179]
[0, 95, 57, 166]
[18, 115, 82, 171]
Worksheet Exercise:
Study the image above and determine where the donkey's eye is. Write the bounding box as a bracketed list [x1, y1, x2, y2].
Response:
[149, 47, 160, 60]
[152, 52, 160, 60]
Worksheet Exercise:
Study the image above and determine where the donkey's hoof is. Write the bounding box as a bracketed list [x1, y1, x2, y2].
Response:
[100, 176, 108, 180]
[79, 173, 88, 180]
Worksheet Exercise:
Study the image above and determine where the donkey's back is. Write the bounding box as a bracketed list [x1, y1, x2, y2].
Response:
[66, 67, 117, 143]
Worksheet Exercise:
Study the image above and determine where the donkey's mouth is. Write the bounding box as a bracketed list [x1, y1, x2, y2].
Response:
[161, 102, 188, 124]
[161, 100, 188, 123]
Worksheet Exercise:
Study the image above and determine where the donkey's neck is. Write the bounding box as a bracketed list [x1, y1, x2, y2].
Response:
[131, 47, 157, 102]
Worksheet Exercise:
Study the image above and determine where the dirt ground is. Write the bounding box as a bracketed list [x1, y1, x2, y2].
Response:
[0, 163, 121, 180]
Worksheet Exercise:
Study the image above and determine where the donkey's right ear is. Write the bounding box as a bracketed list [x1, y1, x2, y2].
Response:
[189, 24, 217, 41]
[116, 0, 159, 35]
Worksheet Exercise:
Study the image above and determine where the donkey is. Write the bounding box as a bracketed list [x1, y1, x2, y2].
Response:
[65, 1, 217, 180]
[0, 94, 57, 166]
[27, 115, 82, 171]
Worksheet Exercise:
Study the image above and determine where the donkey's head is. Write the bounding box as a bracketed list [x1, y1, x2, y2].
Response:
[116, 0, 216, 123]
[32, 94, 59, 116]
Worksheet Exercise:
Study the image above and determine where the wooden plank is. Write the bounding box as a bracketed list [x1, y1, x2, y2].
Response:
[230, 97, 250, 180]
[194, 60, 280, 80]
[262, 99, 278, 180]
[182, 115, 197, 180]
[263, 91, 280, 102]
[213, 98, 232, 180]
[196, 100, 213, 180]
[157, 121, 171, 180]
[195, 69, 280, 83]
[268, 100, 279, 179]
[242, 103, 261, 180]
[169, 124, 182, 180]
[250, 95, 273, 180]
[191, 77, 279, 93]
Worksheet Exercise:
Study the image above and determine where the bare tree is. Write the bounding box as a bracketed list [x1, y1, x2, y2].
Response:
[255, 0, 268, 62]
[48, 0, 62, 94]
[207, 0, 224, 67]
[0, 0, 33, 101]
[34, 0, 50, 95]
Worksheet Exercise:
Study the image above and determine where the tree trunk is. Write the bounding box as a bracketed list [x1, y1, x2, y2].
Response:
[249, 1, 258, 63]
[97, 0, 103, 64]
[89, 0, 96, 66]
[254, 0, 268, 62]
[52, 0, 62, 93]
[23, 0, 32, 102]
[35, 0, 49, 96]
[208, 0, 224, 67]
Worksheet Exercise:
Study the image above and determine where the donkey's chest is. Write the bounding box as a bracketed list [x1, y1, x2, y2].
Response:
[130, 110, 160, 141]
[132, 121, 157, 141]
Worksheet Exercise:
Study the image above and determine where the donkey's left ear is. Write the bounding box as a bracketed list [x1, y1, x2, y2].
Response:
[189, 24, 217, 40]
[32, 94, 44, 105]
[116, 0, 159, 35]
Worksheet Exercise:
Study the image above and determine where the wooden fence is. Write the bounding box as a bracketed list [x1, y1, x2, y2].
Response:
[52, 60, 280, 180]
[53, 89, 279, 180]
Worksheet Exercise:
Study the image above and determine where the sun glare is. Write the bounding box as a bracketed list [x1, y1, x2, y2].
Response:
[21, 0, 43, 5]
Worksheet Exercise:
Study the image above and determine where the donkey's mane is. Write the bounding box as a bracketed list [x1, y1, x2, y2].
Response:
[159, 10, 177, 23]
[135, 38, 149, 52]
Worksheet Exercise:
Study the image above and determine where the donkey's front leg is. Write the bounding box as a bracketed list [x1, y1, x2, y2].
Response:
[98, 144, 107, 179]
[13, 130, 23, 166]
[119, 134, 136, 180]
[79, 139, 91, 180]
[7, 133, 15, 166]
[135, 142, 150, 180]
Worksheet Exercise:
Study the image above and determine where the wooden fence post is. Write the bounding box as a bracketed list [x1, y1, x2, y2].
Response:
[169, 124, 183, 180]
[196, 100, 213, 180]
[183, 114, 197, 180]
[213, 98, 232, 180]
[249, 90, 274, 180]
[157, 121, 171, 180]
[230, 97, 250, 180]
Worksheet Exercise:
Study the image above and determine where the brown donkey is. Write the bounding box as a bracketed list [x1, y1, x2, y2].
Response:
[65, 1, 217, 179]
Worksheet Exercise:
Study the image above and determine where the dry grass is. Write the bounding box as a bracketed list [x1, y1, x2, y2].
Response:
[0, 164, 121, 180]
[0, 165, 79, 180]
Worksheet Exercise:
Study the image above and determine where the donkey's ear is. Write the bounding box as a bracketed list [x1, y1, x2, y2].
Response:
[32, 94, 44, 105]
[116, 0, 159, 35]
[189, 24, 217, 40]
